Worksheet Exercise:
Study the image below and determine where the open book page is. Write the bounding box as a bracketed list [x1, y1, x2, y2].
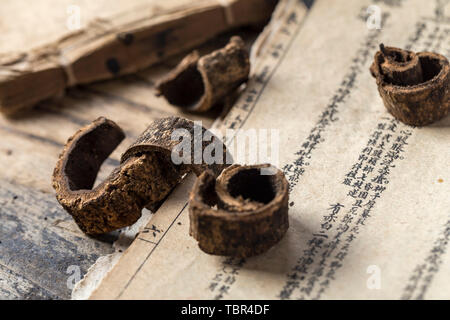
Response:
[91, 0, 450, 300]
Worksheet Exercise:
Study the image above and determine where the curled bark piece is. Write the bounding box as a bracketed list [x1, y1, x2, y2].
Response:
[52, 116, 228, 235]
[122, 117, 228, 177]
[156, 36, 250, 112]
[370, 44, 449, 126]
[189, 164, 289, 258]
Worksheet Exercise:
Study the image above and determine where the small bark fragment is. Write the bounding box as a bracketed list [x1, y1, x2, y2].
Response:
[370, 44, 449, 126]
[52, 116, 228, 235]
[189, 164, 289, 258]
[156, 36, 250, 112]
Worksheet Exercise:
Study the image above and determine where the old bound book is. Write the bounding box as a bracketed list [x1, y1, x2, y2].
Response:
[0, 0, 276, 115]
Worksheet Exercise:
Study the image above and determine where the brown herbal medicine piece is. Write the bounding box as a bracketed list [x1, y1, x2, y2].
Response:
[52, 116, 228, 235]
[189, 164, 289, 258]
[370, 44, 450, 126]
[156, 36, 250, 112]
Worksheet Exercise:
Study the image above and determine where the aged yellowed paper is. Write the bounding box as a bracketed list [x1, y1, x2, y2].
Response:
[91, 0, 450, 299]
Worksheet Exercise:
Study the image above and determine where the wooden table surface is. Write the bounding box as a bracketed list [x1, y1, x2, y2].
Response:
[0, 1, 260, 299]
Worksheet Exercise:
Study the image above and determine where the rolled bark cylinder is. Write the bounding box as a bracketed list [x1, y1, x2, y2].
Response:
[189, 164, 289, 258]
[370, 44, 449, 126]
[156, 36, 250, 112]
[52, 116, 228, 235]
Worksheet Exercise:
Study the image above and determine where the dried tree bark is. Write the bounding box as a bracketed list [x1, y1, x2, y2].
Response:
[370, 44, 449, 126]
[52, 116, 228, 235]
[189, 164, 289, 258]
[156, 36, 250, 112]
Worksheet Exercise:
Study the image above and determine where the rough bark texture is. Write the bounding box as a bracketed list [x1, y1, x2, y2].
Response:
[52, 116, 228, 235]
[189, 164, 289, 258]
[156, 36, 250, 112]
[370, 45, 449, 126]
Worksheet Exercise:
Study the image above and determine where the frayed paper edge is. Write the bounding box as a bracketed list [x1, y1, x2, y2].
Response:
[71, 209, 154, 300]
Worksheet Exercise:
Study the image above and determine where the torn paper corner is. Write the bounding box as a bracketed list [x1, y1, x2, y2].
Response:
[72, 209, 154, 300]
